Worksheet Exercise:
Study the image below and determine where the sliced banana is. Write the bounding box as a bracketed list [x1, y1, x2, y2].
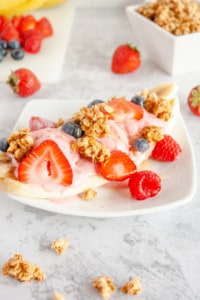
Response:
[149, 82, 179, 100]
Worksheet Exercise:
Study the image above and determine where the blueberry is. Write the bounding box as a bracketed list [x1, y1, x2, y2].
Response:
[8, 39, 21, 49]
[0, 137, 9, 152]
[133, 138, 149, 152]
[131, 95, 144, 107]
[11, 48, 25, 60]
[1, 48, 8, 57]
[61, 120, 84, 138]
[87, 99, 105, 108]
[0, 39, 7, 49]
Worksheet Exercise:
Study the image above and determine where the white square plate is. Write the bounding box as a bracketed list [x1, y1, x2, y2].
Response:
[0, 2, 75, 83]
[4, 99, 197, 217]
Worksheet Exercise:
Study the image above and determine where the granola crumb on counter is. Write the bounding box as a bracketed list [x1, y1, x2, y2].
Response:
[54, 291, 66, 300]
[2, 253, 45, 282]
[121, 276, 142, 296]
[92, 275, 116, 300]
[72, 136, 110, 163]
[140, 126, 163, 143]
[81, 188, 97, 200]
[7, 128, 34, 162]
[73, 104, 110, 138]
[136, 0, 200, 35]
[51, 238, 69, 255]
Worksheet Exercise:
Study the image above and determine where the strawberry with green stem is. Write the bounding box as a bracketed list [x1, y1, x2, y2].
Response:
[188, 85, 200, 116]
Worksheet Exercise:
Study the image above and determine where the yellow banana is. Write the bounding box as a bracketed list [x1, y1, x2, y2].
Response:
[0, 0, 27, 11]
[1, 0, 46, 17]
[41, 0, 67, 9]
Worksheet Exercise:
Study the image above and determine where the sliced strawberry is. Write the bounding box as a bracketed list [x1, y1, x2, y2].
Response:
[11, 15, 23, 30]
[151, 135, 182, 162]
[29, 116, 57, 131]
[96, 150, 136, 181]
[107, 97, 144, 121]
[18, 139, 73, 186]
[128, 170, 161, 200]
[36, 17, 53, 38]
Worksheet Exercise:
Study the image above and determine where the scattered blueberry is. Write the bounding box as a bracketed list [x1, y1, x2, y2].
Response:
[7, 39, 21, 49]
[61, 120, 84, 138]
[1, 48, 8, 57]
[0, 137, 9, 152]
[87, 99, 105, 108]
[133, 138, 149, 152]
[131, 95, 144, 107]
[0, 52, 4, 62]
[11, 48, 25, 60]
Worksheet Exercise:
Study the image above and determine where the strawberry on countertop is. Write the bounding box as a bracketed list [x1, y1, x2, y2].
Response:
[7, 68, 41, 97]
[187, 85, 200, 116]
[111, 44, 141, 74]
[18, 139, 73, 186]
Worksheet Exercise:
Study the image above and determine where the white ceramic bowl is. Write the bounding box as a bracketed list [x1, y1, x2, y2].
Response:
[126, 4, 200, 75]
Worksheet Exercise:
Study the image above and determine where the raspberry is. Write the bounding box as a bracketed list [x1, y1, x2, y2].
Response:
[151, 134, 182, 162]
[128, 170, 161, 200]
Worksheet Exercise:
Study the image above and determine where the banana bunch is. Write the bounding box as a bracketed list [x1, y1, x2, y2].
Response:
[0, 0, 67, 17]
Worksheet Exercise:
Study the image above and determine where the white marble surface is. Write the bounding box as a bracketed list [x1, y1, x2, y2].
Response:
[0, 6, 200, 300]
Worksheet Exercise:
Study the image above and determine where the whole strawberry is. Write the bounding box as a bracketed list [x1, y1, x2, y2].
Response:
[188, 85, 200, 116]
[151, 135, 182, 162]
[111, 44, 141, 74]
[128, 170, 161, 200]
[7, 68, 41, 97]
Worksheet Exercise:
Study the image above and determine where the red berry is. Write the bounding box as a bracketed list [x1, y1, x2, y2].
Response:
[96, 150, 137, 181]
[18, 15, 36, 34]
[7, 68, 41, 97]
[36, 17, 53, 38]
[151, 135, 182, 162]
[107, 97, 143, 121]
[111, 44, 141, 74]
[0, 18, 20, 42]
[18, 139, 73, 186]
[187, 85, 200, 116]
[128, 170, 161, 200]
[21, 29, 43, 53]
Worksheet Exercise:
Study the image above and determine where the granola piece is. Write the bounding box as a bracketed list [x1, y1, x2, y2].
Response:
[72, 136, 110, 163]
[140, 126, 163, 143]
[7, 128, 34, 162]
[56, 118, 65, 127]
[141, 89, 174, 121]
[92, 276, 116, 300]
[2, 254, 45, 282]
[81, 188, 97, 200]
[73, 104, 110, 138]
[54, 291, 66, 300]
[121, 277, 142, 296]
[51, 238, 69, 255]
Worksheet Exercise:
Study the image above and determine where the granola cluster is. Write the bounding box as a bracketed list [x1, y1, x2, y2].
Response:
[92, 276, 116, 300]
[121, 277, 142, 296]
[2, 254, 45, 282]
[7, 128, 34, 162]
[81, 188, 97, 200]
[72, 136, 110, 163]
[51, 238, 69, 255]
[141, 89, 174, 121]
[54, 292, 66, 300]
[73, 104, 111, 138]
[136, 0, 200, 35]
[140, 126, 163, 143]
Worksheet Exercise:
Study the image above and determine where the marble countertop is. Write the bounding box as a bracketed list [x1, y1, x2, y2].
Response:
[0, 6, 200, 300]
